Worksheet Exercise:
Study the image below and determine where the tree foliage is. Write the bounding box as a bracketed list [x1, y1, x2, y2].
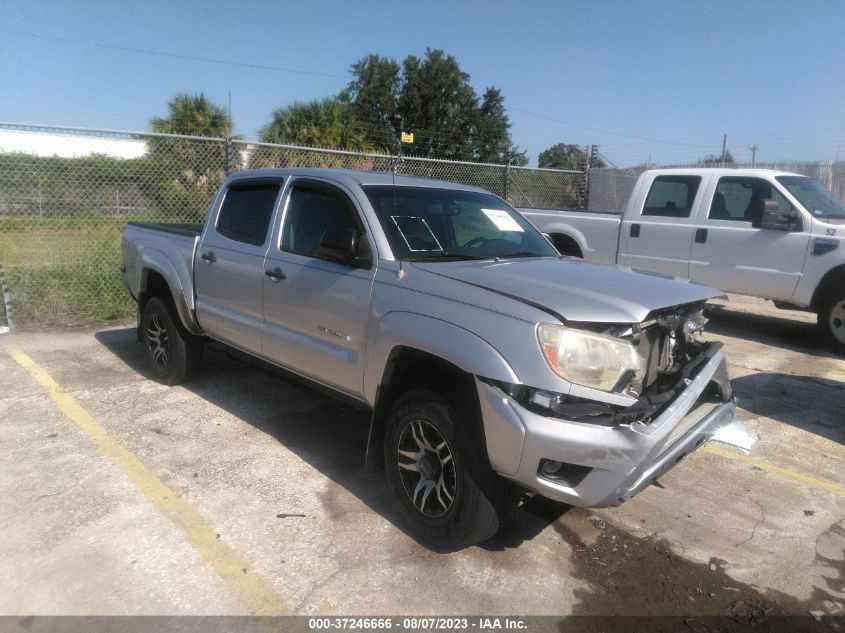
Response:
[336, 49, 515, 162]
[538, 143, 605, 170]
[150, 93, 230, 137]
[700, 150, 735, 165]
[260, 98, 373, 151]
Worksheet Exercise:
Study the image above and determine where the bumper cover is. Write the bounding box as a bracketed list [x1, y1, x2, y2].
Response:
[476, 343, 744, 507]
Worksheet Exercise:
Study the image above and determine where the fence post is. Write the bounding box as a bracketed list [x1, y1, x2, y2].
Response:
[582, 145, 592, 210]
[504, 160, 511, 200]
[226, 137, 233, 174]
[0, 263, 12, 332]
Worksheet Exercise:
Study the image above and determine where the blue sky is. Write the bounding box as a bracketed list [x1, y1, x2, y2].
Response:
[1, 0, 844, 166]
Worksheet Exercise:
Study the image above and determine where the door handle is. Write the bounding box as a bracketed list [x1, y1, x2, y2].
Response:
[201, 251, 216, 263]
[630, 223, 641, 238]
[695, 228, 708, 244]
[264, 267, 286, 281]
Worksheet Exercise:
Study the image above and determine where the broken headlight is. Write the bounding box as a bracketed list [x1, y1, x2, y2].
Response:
[537, 323, 645, 393]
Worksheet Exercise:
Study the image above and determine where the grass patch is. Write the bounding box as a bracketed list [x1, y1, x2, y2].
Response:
[0, 217, 151, 326]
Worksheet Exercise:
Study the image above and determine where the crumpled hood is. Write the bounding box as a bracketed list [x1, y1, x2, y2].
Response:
[412, 257, 722, 324]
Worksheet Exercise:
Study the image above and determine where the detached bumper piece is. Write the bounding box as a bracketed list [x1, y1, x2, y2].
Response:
[476, 342, 747, 507]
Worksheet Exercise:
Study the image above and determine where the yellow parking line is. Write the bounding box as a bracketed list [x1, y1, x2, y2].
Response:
[8, 347, 289, 616]
[703, 444, 845, 497]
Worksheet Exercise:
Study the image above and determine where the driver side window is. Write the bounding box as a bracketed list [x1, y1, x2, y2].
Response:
[709, 177, 792, 222]
[281, 185, 360, 257]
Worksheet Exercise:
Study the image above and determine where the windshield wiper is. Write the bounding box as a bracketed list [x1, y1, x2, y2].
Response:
[494, 251, 540, 260]
[409, 252, 489, 262]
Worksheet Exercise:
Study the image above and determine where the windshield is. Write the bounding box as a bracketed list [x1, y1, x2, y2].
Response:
[363, 185, 558, 261]
[776, 176, 845, 220]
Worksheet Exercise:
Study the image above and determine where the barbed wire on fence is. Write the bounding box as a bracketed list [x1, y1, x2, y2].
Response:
[0, 122, 583, 326]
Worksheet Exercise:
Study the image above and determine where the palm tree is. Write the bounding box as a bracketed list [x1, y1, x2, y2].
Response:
[260, 98, 373, 151]
[151, 93, 230, 138]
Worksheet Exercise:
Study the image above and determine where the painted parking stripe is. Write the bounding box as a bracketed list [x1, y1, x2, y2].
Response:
[703, 444, 845, 497]
[7, 346, 289, 616]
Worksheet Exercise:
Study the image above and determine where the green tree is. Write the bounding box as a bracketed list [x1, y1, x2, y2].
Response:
[338, 54, 401, 151]
[150, 93, 230, 137]
[538, 143, 605, 170]
[700, 150, 735, 165]
[474, 87, 512, 164]
[260, 97, 373, 151]
[398, 49, 478, 160]
[338, 48, 515, 162]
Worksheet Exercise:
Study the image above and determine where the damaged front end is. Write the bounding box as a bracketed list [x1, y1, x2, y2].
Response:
[475, 301, 752, 507]
[502, 302, 728, 427]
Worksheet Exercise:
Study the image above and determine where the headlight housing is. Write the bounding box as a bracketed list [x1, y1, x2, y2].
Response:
[537, 323, 644, 392]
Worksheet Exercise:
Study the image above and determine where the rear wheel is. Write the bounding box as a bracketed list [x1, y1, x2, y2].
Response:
[141, 297, 201, 385]
[818, 291, 845, 356]
[384, 388, 509, 551]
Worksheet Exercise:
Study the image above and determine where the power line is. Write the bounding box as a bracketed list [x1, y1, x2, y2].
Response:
[0, 27, 350, 79]
[507, 107, 719, 148]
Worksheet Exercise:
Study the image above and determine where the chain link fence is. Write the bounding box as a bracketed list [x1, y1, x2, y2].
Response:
[587, 161, 845, 212]
[0, 122, 582, 327]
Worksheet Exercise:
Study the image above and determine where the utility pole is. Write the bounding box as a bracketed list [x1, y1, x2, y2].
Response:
[749, 144, 759, 167]
[720, 134, 727, 166]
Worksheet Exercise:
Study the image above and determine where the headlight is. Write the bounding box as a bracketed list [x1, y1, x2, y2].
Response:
[537, 323, 644, 392]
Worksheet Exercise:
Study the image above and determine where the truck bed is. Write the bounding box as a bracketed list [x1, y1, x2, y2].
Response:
[126, 222, 203, 237]
[519, 208, 622, 264]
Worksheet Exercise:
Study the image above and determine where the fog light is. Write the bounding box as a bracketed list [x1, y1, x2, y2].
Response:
[540, 460, 563, 476]
[538, 459, 593, 487]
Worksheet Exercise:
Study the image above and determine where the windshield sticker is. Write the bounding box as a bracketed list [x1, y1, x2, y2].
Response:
[390, 216, 444, 252]
[481, 208, 524, 232]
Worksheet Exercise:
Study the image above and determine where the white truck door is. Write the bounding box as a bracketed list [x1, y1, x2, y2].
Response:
[688, 175, 809, 301]
[194, 178, 283, 354]
[261, 179, 376, 399]
[618, 174, 702, 278]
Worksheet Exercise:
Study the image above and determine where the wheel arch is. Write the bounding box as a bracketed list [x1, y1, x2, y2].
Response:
[548, 232, 584, 258]
[135, 251, 201, 335]
[810, 264, 845, 310]
[363, 333, 512, 473]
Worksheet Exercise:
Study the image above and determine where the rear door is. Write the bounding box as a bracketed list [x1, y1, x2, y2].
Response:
[194, 178, 283, 353]
[261, 179, 376, 398]
[618, 174, 702, 277]
[688, 175, 810, 300]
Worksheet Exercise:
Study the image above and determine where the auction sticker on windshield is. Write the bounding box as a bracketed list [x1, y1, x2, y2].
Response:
[482, 208, 524, 232]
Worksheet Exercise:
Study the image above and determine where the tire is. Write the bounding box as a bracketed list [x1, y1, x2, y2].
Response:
[817, 291, 845, 357]
[141, 296, 201, 385]
[551, 235, 583, 258]
[384, 388, 510, 552]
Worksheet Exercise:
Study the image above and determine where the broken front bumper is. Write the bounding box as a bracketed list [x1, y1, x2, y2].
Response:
[476, 343, 747, 507]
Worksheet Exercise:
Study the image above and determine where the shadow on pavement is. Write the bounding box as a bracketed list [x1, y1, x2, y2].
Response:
[731, 372, 844, 445]
[705, 304, 839, 358]
[94, 327, 566, 551]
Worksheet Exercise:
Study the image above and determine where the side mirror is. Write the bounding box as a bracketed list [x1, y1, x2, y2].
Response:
[752, 200, 802, 231]
[319, 228, 371, 268]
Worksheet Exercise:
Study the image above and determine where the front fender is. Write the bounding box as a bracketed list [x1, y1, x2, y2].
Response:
[363, 311, 519, 405]
[137, 248, 201, 334]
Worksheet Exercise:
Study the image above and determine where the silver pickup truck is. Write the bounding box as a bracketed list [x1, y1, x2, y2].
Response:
[122, 168, 745, 551]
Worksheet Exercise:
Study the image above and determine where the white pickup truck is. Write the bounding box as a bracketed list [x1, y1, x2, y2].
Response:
[523, 168, 845, 354]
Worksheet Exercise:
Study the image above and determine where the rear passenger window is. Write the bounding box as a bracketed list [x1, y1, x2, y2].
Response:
[642, 176, 701, 218]
[216, 182, 281, 246]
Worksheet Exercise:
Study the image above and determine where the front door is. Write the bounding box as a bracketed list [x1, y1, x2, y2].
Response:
[688, 176, 810, 300]
[261, 179, 376, 398]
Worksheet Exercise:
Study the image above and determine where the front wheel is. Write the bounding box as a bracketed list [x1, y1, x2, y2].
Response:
[141, 297, 201, 385]
[818, 291, 845, 356]
[384, 389, 509, 551]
